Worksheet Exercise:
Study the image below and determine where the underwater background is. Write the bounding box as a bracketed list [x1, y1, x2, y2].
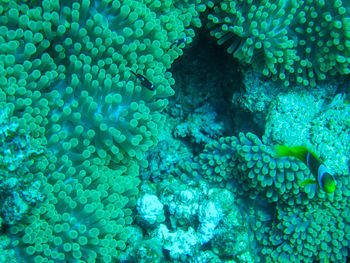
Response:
[0, 0, 349, 262]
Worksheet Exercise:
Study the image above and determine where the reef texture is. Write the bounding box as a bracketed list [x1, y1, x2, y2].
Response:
[0, 0, 350, 263]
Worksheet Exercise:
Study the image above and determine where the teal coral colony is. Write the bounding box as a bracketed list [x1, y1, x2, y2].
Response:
[0, 0, 349, 263]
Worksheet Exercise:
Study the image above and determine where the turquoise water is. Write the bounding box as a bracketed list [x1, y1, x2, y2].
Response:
[0, 1, 349, 262]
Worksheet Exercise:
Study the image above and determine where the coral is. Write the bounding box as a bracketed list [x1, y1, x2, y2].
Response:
[188, 250, 222, 263]
[174, 103, 224, 145]
[231, 71, 340, 141]
[263, 87, 324, 146]
[198, 200, 223, 243]
[0, 104, 45, 225]
[232, 71, 279, 115]
[231, 71, 284, 134]
[129, 238, 164, 263]
[212, 209, 252, 262]
[206, 188, 235, 215]
[207, 0, 350, 87]
[133, 176, 249, 262]
[136, 193, 165, 226]
[119, 226, 164, 263]
[2, 193, 28, 225]
[140, 134, 192, 183]
[155, 224, 200, 260]
[157, 178, 220, 230]
[310, 93, 350, 174]
[166, 187, 200, 225]
[261, 81, 350, 173]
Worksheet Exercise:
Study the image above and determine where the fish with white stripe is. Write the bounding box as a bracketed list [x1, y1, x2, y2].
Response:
[274, 145, 336, 194]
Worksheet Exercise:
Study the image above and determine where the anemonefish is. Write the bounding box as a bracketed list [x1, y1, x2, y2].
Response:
[274, 145, 336, 194]
[130, 71, 155, 91]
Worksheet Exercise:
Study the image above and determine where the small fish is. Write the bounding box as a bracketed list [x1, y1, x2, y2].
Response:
[167, 37, 189, 51]
[274, 145, 336, 193]
[130, 71, 155, 91]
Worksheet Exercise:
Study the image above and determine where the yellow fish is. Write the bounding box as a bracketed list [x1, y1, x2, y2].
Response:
[274, 145, 336, 193]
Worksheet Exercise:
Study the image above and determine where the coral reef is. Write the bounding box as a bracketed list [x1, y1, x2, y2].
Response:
[140, 128, 193, 183]
[0, 104, 44, 225]
[1, 0, 350, 262]
[212, 208, 252, 262]
[136, 193, 165, 226]
[174, 103, 224, 145]
[263, 82, 338, 146]
[132, 177, 252, 262]
[310, 93, 350, 174]
[196, 125, 350, 262]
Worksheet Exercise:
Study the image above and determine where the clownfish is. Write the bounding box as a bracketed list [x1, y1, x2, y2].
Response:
[274, 145, 336, 194]
[130, 71, 155, 91]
